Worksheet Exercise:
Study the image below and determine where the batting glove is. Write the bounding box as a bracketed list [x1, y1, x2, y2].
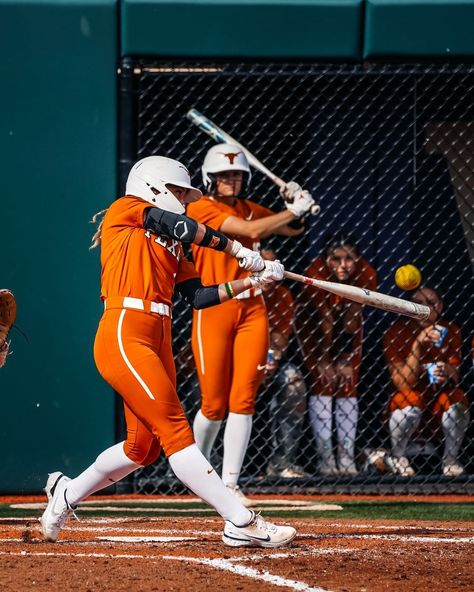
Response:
[280, 181, 303, 201]
[249, 260, 285, 287]
[285, 189, 315, 217]
[231, 240, 265, 272]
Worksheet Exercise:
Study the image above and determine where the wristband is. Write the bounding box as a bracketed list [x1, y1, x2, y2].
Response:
[224, 282, 235, 299]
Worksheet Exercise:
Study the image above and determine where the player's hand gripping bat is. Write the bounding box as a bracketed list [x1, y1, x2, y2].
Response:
[186, 108, 321, 216]
[284, 270, 431, 321]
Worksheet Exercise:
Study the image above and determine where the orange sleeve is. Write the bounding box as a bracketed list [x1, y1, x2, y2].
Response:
[247, 200, 274, 219]
[358, 259, 378, 290]
[187, 199, 230, 231]
[107, 196, 149, 228]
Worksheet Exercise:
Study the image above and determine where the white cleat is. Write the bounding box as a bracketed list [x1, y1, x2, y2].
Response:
[442, 463, 465, 477]
[385, 455, 415, 477]
[226, 484, 255, 507]
[223, 511, 296, 548]
[40, 471, 77, 542]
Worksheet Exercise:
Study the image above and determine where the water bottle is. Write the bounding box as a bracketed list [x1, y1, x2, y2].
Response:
[434, 325, 448, 348]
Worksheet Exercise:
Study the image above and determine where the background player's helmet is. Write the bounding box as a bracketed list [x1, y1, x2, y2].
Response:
[125, 156, 202, 214]
[202, 143, 251, 196]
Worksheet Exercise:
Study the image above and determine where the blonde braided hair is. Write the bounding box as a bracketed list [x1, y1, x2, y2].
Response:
[89, 209, 108, 249]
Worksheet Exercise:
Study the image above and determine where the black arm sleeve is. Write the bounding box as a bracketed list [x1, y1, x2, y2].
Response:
[144, 207, 199, 242]
[176, 278, 221, 309]
[143, 207, 229, 250]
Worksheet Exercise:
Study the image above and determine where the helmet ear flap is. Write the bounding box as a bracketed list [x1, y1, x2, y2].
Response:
[205, 173, 217, 195]
[240, 172, 250, 196]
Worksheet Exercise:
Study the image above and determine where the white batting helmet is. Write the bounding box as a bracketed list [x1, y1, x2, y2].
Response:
[202, 143, 251, 195]
[125, 156, 202, 214]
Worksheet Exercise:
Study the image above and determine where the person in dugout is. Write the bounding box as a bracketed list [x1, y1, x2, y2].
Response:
[383, 287, 470, 477]
[40, 155, 297, 548]
[295, 233, 377, 476]
[187, 143, 315, 505]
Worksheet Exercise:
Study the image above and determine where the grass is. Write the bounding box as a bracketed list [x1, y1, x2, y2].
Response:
[1, 499, 473, 522]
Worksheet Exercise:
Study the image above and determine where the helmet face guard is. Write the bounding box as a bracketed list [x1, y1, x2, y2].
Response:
[202, 143, 251, 197]
[125, 156, 202, 214]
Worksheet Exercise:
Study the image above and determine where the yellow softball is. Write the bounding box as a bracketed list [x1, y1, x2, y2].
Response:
[394, 264, 422, 291]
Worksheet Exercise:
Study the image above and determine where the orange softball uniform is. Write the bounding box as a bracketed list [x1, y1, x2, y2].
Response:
[383, 319, 468, 416]
[94, 196, 198, 462]
[187, 196, 273, 419]
[295, 256, 377, 397]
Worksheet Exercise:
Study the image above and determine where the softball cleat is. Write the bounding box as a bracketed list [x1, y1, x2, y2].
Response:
[222, 511, 296, 548]
[40, 471, 77, 542]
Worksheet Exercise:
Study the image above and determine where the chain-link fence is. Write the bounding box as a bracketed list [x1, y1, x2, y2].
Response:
[119, 61, 474, 494]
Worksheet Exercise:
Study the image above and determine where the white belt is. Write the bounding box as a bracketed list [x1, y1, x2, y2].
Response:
[104, 297, 171, 317]
[235, 287, 263, 300]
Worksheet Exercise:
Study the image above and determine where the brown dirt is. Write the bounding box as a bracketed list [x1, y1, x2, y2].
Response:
[0, 495, 472, 591]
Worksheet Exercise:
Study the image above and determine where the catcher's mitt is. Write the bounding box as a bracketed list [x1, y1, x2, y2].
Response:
[0, 289, 16, 368]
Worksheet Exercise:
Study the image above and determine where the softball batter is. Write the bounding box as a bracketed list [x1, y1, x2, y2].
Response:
[40, 155, 296, 548]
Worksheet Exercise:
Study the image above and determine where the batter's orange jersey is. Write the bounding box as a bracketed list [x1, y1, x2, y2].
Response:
[263, 284, 294, 339]
[383, 319, 462, 393]
[100, 196, 199, 305]
[187, 196, 273, 283]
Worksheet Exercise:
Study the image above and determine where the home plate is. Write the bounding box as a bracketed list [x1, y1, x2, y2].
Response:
[98, 536, 198, 543]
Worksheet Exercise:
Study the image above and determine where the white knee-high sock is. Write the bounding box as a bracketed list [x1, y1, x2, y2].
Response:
[221, 412, 253, 487]
[66, 442, 141, 507]
[335, 397, 358, 466]
[169, 444, 251, 525]
[193, 409, 222, 461]
[389, 406, 422, 458]
[441, 403, 469, 466]
[308, 395, 336, 466]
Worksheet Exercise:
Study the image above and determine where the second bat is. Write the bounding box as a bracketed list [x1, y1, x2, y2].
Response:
[186, 108, 320, 216]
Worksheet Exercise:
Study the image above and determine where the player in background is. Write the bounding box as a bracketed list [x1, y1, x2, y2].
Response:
[383, 287, 469, 477]
[260, 248, 308, 479]
[40, 155, 296, 548]
[187, 144, 315, 504]
[295, 234, 377, 476]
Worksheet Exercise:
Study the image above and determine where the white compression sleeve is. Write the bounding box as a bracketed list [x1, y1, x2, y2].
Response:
[168, 444, 251, 526]
[221, 413, 253, 488]
[193, 409, 222, 461]
[66, 442, 140, 507]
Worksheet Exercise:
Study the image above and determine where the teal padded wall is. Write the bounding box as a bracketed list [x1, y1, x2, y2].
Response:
[121, 0, 363, 59]
[0, 0, 117, 492]
[364, 0, 474, 58]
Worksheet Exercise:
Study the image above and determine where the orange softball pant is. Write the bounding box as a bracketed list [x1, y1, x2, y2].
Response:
[94, 306, 195, 464]
[389, 388, 469, 417]
[191, 296, 269, 420]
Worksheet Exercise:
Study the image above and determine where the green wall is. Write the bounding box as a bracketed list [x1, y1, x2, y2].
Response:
[0, 0, 117, 492]
[364, 0, 474, 58]
[122, 0, 364, 59]
[1, 0, 473, 493]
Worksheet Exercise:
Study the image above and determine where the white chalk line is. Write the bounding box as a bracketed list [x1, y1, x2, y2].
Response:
[302, 533, 474, 544]
[0, 550, 332, 592]
[10, 502, 342, 512]
[162, 554, 332, 592]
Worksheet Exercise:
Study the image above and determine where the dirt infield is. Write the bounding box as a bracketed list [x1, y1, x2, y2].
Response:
[0, 495, 472, 592]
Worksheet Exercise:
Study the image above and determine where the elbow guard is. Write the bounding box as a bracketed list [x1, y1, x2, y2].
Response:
[144, 208, 199, 243]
